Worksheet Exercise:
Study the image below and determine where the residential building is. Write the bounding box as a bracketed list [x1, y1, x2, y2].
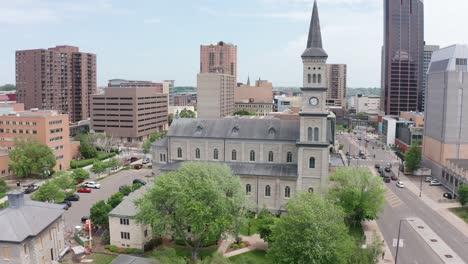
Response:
[173, 93, 196, 106]
[90, 86, 168, 143]
[200, 41, 237, 79]
[381, 0, 424, 114]
[196, 73, 235, 118]
[235, 79, 273, 116]
[421, 44, 440, 112]
[16, 45, 96, 122]
[109, 187, 152, 250]
[352, 95, 380, 114]
[0, 190, 67, 264]
[152, 1, 335, 213]
[423, 44, 468, 193]
[326, 64, 346, 107]
[0, 109, 77, 173]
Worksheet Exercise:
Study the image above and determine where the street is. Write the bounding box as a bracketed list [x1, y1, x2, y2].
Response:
[337, 132, 468, 263]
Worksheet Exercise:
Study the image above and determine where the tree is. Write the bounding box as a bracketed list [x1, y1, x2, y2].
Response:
[91, 160, 107, 174]
[9, 138, 56, 179]
[458, 185, 468, 206]
[405, 143, 422, 172]
[79, 134, 98, 159]
[179, 108, 196, 118]
[135, 162, 246, 261]
[31, 181, 65, 203]
[90, 200, 112, 228]
[105, 158, 122, 174]
[0, 84, 16, 91]
[0, 180, 9, 194]
[52, 171, 74, 190]
[267, 193, 355, 264]
[168, 113, 174, 126]
[73, 168, 90, 183]
[329, 167, 385, 226]
[233, 110, 256, 116]
[143, 132, 166, 154]
[257, 213, 276, 243]
[108, 192, 124, 208]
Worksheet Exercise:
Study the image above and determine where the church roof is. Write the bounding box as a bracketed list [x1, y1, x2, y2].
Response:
[167, 118, 300, 141]
[302, 0, 328, 58]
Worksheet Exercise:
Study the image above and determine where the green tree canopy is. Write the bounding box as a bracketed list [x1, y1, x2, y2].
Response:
[0, 180, 9, 194]
[90, 160, 107, 174]
[458, 185, 468, 206]
[233, 110, 256, 116]
[119, 185, 132, 196]
[0, 84, 15, 91]
[79, 134, 98, 159]
[72, 168, 90, 183]
[405, 143, 422, 172]
[329, 167, 385, 226]
[179, 108, 196, 118]
[31, 181, 65, 203]
[143, 131, 166, 154]
[107, 192, 124, 208]
[168, 113, 174, 126]
[90, 200, 112, 228]
[8, 138, 56, 178]
[267, 193, 355, 264]
[135, 162, 246, 261]
[52, 171, 74, 190]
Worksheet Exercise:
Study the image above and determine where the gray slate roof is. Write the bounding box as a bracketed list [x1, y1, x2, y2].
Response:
[110, 255, 156, 264]
[0, 198, 64, 243]
[151, 137, 168, 148]
[161, 161, 298, 178]
[302, 0, 328, 58]
[167, 118, 299, 141]
[109, 185, 150, 218]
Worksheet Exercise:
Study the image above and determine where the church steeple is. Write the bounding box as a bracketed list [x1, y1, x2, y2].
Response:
[302, 0, 328, 58]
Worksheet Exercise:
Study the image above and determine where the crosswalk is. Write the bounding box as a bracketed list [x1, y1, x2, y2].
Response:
[385, 188, 402, 208]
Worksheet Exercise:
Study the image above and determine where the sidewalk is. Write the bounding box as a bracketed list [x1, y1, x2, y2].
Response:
[219, 234, 268, 258]
[362, 220, 394, 264]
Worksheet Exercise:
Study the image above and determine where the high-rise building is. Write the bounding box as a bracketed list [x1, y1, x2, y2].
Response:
[16, 45, 96, 123]
[196, 73, 235, 118]
[200, 41, 237, 79]
[423, 44, 468, 193]
[421, 44, 440, 111]
[326, 64, 347, 107]
[163, 80, 175, 106]
[381, 0, 424, 115]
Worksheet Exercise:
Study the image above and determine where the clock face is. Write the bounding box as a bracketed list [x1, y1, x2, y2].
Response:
[309, 97, 319, 106]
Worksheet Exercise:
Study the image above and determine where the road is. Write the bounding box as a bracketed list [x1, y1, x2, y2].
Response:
[337, 132, 468, 263]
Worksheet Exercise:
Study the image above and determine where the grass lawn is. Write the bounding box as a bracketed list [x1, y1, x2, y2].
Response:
[229, 250, 269, 264]
[449, 207, 468, 223]
[173, 246, 218, 259]
[88, 253, 116, 264]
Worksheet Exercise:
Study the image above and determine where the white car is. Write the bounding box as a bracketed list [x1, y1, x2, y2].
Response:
[83, 181, 101, 189]
[429, 180, 442, 186]
[396, 181, 405, 188]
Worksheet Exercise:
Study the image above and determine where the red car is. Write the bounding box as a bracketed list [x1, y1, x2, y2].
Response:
[77, 188, 92, 193]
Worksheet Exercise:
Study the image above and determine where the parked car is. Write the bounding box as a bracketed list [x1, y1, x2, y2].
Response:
[133, 179, 146, 185]
[443, 192, 456, 199]
[384, 167, 391, 173]
[358, 137, 362, 140]
[129, 157, 139, 163]
[396, 181, 405, 188]
[142, 157, 150, 164]
[375, 164, 381, 169]
[425, 176, 433, 182]
[378, 168, 384, 173]
[429, 180, 442, 186]
[383, 177, 391, 183]
[83, 181, 101, 189]
[23, 184, 39, 194]
[65, 194, 80, 202]
[379, 171, 386, 177]
[77, 188, 92, 193]
[134, 164, 143, 170]
[361, 155, 367, 160]
[58, 200, 72, 210]
[391, 175, 398, 181]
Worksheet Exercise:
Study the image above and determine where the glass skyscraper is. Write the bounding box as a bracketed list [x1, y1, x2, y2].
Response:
[381, 0, 424, 115]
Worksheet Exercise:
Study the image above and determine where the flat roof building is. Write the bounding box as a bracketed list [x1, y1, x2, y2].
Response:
[235, 79, 273, 116]
[326, 64, 347, 107]
[197, 73, 235, 118]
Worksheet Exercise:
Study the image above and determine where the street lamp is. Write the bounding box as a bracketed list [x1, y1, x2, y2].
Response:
[395, 219, 414, 264]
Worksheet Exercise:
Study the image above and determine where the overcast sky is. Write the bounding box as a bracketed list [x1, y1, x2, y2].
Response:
[0, 0, 467, 87]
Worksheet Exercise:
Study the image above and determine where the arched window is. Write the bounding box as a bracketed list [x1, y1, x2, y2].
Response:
[163, 154, 166, 162]
[177, 147, 182, 158]
[268, 151, 274, 162]
[250, 150, 255, 161]
[314, 127, 319, 142]
[265, 185, 271, 197]
[286, 152, 293, 163]
[307, 73, 311, 83]
[232, 150, 237, 161]
[313, 74, 317, 83]
[213, 148, 219, 160]
[308, 187, 314, 193]
[309, 157, 315, 168]
[308, 127, 313, 141]
[317, 74, 322, 83]
[285, 186, 291, 198]
[195, 148, 200, 159]
[246, 184, 251, 195]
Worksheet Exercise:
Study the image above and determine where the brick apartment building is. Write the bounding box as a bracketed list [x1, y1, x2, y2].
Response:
[173, 93, 196, 106]
[16, 45, 96, 123]
[200, 41, 237, 79]
[326, 64, 346, 107]
[90, 87, 168, 143]
[0, 109, 78, 176]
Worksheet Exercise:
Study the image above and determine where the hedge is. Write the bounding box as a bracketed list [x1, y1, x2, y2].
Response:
[105, 245, 143, 255]
[71, 152, 117, 169]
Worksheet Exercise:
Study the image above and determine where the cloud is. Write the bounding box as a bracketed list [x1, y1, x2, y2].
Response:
[143, 18, 161, 25]
[0, 7, 58, 24]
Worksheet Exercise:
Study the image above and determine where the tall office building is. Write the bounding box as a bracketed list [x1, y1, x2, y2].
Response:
[16, 45, 96, 123]
[200, 41, 237, 79]
[326, 64, 347, 107]
[381, 0, 424, 115]
[164, 80, 175, 106]
[421, 44, 440, 111]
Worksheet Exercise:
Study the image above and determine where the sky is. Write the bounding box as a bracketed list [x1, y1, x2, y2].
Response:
[0, 0, 467, 88]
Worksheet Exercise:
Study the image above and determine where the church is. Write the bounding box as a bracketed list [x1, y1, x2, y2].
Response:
[152, 1, 336, 213]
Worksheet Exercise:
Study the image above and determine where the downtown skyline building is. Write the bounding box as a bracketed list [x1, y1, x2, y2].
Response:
[421, 44, 440, 112]
[326, 64, 347, 107]
[381, 0, 424, 115]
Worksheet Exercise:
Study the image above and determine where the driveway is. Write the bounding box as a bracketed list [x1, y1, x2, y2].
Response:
[62, 168, 153, 234]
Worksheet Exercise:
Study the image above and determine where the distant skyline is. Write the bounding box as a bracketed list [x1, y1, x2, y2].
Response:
[0, 0, 467, 87]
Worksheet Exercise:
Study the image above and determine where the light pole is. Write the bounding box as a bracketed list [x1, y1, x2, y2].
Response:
[419, 171, 423, 197]
[395, 219, 414, 264]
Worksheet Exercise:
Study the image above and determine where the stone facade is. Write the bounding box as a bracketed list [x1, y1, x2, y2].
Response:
[108, 216, 152, 250]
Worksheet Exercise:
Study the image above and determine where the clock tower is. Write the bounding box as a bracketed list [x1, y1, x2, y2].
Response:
[297, 0, 330, 193]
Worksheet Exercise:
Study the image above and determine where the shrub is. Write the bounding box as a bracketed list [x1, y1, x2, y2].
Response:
[70, 159, 97, 169]
[258, 208, 272, 219]
[119, 185, 132, 196]
[239, 242, 246, 248]
[132, 183, 143, 191]
[105, 245, 143, 254]
[144, 237, 163, 251]
[232, 244, 239, 250]
[101, 230, 110, 245]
